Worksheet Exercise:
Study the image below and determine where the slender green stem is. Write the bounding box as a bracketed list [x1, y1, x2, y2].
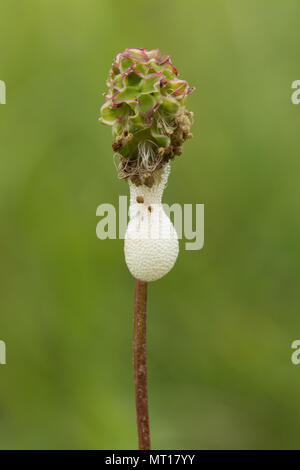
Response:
[133, 279, 151, 450]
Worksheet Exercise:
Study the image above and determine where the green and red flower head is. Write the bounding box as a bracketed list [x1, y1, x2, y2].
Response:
[99, 48, 194, 186]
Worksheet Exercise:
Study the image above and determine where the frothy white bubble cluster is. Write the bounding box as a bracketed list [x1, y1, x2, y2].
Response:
[124, 164, 179, 282]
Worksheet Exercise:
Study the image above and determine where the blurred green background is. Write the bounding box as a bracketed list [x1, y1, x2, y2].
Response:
[0, 0, 300, 450]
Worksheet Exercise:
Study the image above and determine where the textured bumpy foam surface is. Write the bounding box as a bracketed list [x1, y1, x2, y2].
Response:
[124, 164, 179, 282]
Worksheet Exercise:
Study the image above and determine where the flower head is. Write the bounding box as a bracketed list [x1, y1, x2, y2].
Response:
[100, 48, 194, 186]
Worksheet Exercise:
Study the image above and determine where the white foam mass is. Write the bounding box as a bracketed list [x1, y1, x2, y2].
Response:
[124, 164, 179, 282]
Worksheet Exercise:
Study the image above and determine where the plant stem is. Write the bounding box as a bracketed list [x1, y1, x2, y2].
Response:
[133, 279, 151, 450]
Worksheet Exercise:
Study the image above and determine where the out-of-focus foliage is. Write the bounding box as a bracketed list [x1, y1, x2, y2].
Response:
[0, 0, 300, 449]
